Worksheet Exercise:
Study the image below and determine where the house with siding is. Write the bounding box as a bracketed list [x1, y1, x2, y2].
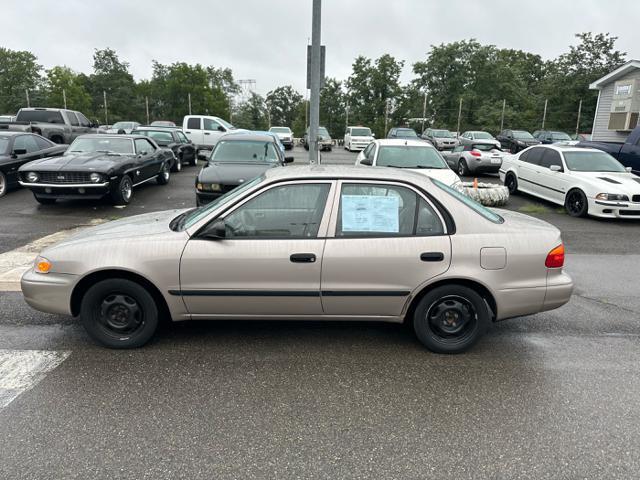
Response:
[590, 60, 640, 141]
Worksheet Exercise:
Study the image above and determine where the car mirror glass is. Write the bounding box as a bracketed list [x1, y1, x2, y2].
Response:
[284, 156, 294, 163]
[200, 219, 226, 240]
[549, 165, 562, 172]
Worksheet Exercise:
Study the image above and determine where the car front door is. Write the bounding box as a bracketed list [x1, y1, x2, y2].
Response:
[64, 111, 83, 140]
[179, 181, 335, 317]
[320, 181, 452, 318]
[134, 138, 160, 181]
[517, 147, 545, 197]
[202, 118, 225, 147]
[536, 148, 568, 203]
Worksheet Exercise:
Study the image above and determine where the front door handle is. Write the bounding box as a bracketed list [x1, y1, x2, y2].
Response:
[420, 252, 444, 262]
[204, 132, 211, 135]
[290, 253, 316, 263]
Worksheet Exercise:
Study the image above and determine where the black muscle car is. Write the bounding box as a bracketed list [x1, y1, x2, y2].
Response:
[195, 132, 293, 206]
[18, 134, 173, 205]
[0, 132, 68, 197]
[132, 126, 196, 170]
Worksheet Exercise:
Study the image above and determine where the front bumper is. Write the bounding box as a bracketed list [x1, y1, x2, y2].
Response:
[196, 189, 224, 206]
[590, 199, 640, 219]
[19, 181, 111, 200]
[21, 268, 77, 316]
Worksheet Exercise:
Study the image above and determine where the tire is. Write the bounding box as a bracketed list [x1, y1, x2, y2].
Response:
[327, 146, 332, 152]
[565, 189, 588, 217]
[34, 194, 56, 205]
[505, 172, 518, 194]
[156, 163, 170, 185]
[80, 278, 159, 348]
[0, 171, 6, 197]
[171, 154, 182, 173]
[50, 136, 64, 144]
[304, 143, 309, 151]
[413, 285, 490, 354]
[111, 175, 133, 205]
[458, 159, 469, 176]
[190, 152, 198, 167]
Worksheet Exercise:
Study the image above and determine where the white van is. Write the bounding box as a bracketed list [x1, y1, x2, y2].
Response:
[344, 126, 375, 151]
[182, 115, 245, 152]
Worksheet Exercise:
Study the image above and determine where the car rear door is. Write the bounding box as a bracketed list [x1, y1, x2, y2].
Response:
[179, 181, 335, 317]
[320, 181, 451, 318]
[184, 116, 203, 146]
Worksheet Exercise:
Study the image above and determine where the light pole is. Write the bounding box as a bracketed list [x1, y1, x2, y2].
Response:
[421, 91, 427, 134]
[308, 0, 322, 164]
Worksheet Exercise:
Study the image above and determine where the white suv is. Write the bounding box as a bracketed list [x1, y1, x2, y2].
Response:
[344, 126, 374, 151]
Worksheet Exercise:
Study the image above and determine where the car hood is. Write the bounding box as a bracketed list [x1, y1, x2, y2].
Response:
[19, 152, 133, 172]
[408, 167, 461, 186]
[274, 132, 292, 138]
[571, 171, 640, 193]
[199, 162, 279, 183]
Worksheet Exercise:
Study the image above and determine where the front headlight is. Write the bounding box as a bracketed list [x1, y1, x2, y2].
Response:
[89, 172, 103, 183]
[26, 172, 39, 183]
[34, 256, 51, 274]
[595, 193, 629, 201]
[196, 183, 222, 192]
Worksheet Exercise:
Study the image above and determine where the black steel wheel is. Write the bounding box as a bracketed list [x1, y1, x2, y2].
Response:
[565, 189, 588, 217]
[413, 285, 489, 354]
[505, 173, 518, 194]
[80, 278, 159, 348]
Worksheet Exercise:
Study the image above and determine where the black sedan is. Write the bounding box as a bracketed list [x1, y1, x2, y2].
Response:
[132, 126, 196, 170]
[195, 132, 293, 206]
[496, 129, 541, 153]
[18, 134, 174, 205]
[0, 132, 67, 197]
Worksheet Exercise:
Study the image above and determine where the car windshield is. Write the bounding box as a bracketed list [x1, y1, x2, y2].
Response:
[472, 132, 493, 139]
[432, 178, 504, 224]
[551, 132, 571, 141]
[68, 137, 134, 154]
[433, 130, 454, 138]
[563, 151, 626, 172]
[269, 127, 291, 134]
[180, 175, 265, 229]
[351, 128, 371, 136]
[377, 146, 448, 169]
[112, 122, 134, 129]
[396, 129, 417, 138]
[318, 127, 330, 137]
[0, 136, 10, 154]
[513, 130, 534, 140]
[211, 140, 279, 163]
[472, 144, 499, 152]
[135, 130, 173, 144]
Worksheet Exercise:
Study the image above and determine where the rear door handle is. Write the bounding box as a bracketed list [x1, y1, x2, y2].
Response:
[204, 132, 210, 135]
[290, 253, 316, 263]
[420, 252, 444, 262]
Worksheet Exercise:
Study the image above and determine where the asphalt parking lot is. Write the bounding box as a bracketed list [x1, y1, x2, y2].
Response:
[1, 145, 640, 479]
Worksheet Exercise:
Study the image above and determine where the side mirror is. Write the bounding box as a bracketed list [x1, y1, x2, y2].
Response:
[549, 165, 562, 172]
[284, 156, 294, 163]
[200, 218, 226, 239]
[625, 166, 632, 172]
[217, 125, 225, 132]
[360, 158, 372, 166]
[12, 148, 27, 157]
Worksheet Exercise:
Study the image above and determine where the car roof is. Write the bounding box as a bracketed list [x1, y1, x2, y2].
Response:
[528, 144, 602, 154]
[375, 138, 433, 148]
[76, 134, 140, 140]
[0, 131, 36, 137]
[263, 164, 436, 185]
[220, 132, 275, 142]
[134, 126, 177, 131]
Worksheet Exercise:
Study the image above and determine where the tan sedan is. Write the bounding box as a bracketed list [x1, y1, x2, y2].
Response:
[21, 166, 573, 353]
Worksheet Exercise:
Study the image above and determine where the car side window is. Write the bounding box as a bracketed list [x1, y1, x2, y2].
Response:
[203, 118, 222, 131]
[66, 111, 79, 126]
[177, 131, 189, 143]
[135, 138, 154, 155]
[523, 147, 545, 165]
[362, 143, 374, 160]
[76, 112, 91, 127]
[452, 146, 464, 153]
[224, 183, 331, 238]
[34, 135, 53, 149]
[187, 117, 201, 130]
[14, 135, 40, 153]
[540, 149, 563, 169]
[336, 183, 418, 237]
[416, 197, 445, 236]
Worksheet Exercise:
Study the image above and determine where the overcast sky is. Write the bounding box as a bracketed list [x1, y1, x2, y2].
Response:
[3, 0, 638, 95]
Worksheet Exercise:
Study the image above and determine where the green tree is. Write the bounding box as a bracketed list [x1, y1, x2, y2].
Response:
[44, 66, 92, 113]
[319, 78, 346, 138]
[234, 92, 269, 130]
[266, 85, 303, 128]
[0, 48, 42, 114]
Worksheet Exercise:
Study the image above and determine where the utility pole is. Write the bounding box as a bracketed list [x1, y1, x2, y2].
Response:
[421, 91, 427, 134]
[188, 93, 192, 115]
[308, 0, 322, 164]
[384, 98, 390, 136]
[456, 98, 463, 136]
[25, 90, 30, 108]
[145, 96, 150, 125]
[542, 99, 548, 129]
[229, 97, 233, 123]
[103, 91, 108, 125]
[575, 99, 582, 135]
[500, 99, 506, 131]
[62, 89, 67, 109]
[345, 100, 349, 128]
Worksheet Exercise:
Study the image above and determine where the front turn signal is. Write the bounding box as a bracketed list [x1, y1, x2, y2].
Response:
[35, 257, 52, 274]
[545, 244, 565, 269]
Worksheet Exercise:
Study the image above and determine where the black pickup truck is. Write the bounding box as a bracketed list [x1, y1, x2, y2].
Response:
[578, 126, 640, 174]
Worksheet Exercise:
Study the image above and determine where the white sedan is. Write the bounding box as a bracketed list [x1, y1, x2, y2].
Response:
[355, 139, 462, 188]
[499, 145, 640, 218]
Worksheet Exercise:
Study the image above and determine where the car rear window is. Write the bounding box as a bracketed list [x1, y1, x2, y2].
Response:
[17, 110, 65, 124]
[377, 146, 448, 169]
[351, 128, 371, 136]
[211, 140, 279, 163]
[136, 130, 173, 144]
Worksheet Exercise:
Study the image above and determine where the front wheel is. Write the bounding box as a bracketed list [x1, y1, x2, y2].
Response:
[156, 163, 170, 185]
[0, 171, 7, 197]
[413, 285, 489, 354]
[565, 189, 588, 217]
[111, 175, 133, 205]
[80, 279, 159, 348]
[505, 173, 518, 194]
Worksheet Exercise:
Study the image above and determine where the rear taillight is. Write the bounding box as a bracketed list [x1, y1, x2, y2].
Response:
[470, 150, 481, 157]
[545, 244, 565, 268]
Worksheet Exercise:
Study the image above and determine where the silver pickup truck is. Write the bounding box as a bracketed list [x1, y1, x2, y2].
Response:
[0, 108, 98, 144]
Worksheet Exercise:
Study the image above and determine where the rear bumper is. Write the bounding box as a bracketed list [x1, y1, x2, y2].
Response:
[21, 269, 77, 316]
[541, 271, 574, 312]
[467, 161, 502, 174]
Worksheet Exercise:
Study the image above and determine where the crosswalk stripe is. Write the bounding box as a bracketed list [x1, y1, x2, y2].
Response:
[0, 349, 70, 410]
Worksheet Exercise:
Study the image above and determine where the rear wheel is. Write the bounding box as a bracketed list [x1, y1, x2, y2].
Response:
[413, 285, 489, 354]
[156, 163, 170, 185]
[171, 154, 182, 172]
[111, 175, 133, 205]
[190, 151, 198, 167]
[0, 171, 6, 197]
[505, 172, 518, 194]
[80, 279, 159, 348]
[34, 194, 56, 205]
[565, 189, 588, 217]
[458, 159, 469, 176]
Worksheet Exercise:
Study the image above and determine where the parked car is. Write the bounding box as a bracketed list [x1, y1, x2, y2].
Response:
[0, 132, 68, 197]
[21, 164, 573, 353]
[0, 115, 15, 123]
[533, 130, 572, 144]
[0, 107, 98, 144]
[355, 139, 462, 188]
[496, 129, 541, 153]
[150, 120, 176, 127]
[303, 126, 333, 151]
[106, 122, 141, 134]
[578, 125, 640, 175]
[195, 132, 293, 206]
[132, 126, 196, 171]
[250, 131, 286, 156]
[442, 142, 505, 176]
[268, 126, 294, 150]
[182, 115, 245, 153]
[18, 134, 174, 205]
[459, 131, 501, 148]
[344, 126, 374, 151]
[421, 128, 459, 150]
[387, 127, 418, 139]
[500, 145, 640, 218]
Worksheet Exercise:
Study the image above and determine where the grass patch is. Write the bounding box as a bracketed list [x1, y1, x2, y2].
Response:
[518, 204, 551, 214]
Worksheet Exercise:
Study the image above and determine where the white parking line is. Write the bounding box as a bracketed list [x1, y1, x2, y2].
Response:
[0, 220, 104, 291]
[0, 349, 70, 410]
